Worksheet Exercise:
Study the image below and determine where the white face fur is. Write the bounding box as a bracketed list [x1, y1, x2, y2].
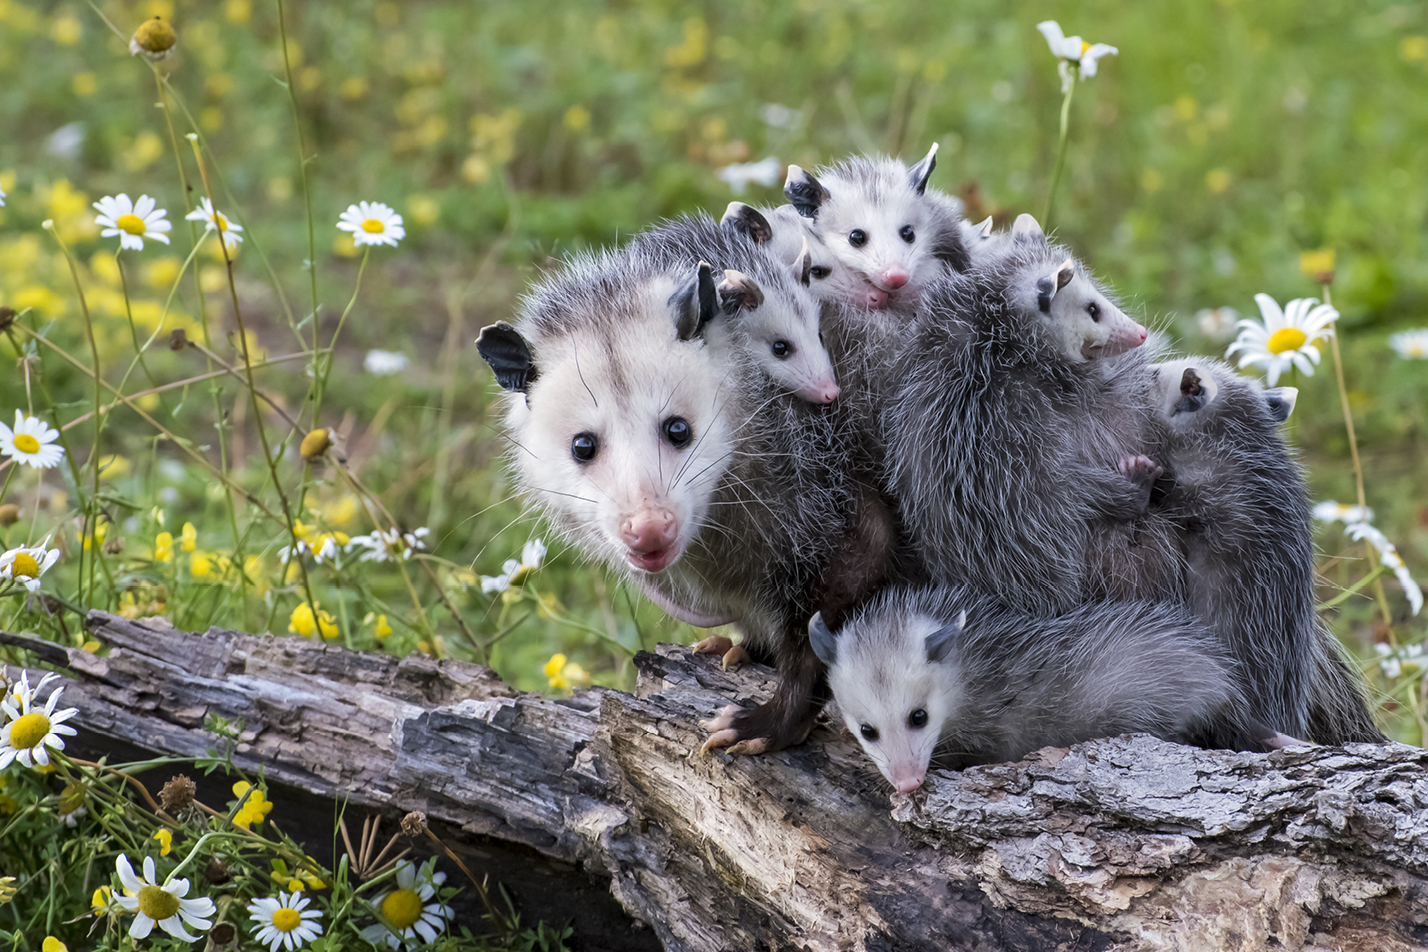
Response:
[810, 180, 948, 311]
[1009, 255, 1148, 362]
[821, 611, 963, 794]
[719, 265, 840, 404]
[506, 279, 738, 576]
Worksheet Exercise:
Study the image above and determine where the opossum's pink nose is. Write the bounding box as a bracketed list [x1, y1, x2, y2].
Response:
[864, 286, 890, 309]
[893, 774, 923, 794]
[799, 378, 841, 404]
[621, 508, 680, 572]
[878, 267, 910, 291]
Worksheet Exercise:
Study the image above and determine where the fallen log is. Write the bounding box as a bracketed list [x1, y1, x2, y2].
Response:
[3, 611, 1426, 952]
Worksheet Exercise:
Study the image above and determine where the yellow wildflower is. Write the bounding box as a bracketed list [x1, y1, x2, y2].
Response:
[42, 938, 68, 952]
[544, 653, 569, 690]
[153, 828, 172, 856]
[288, 603, 338, 639]
[232, 781, 273, 829]
[367, 613, 392, 639]
[92, 884, 114, 914]
[1299, 248, 1336, 283]
[181, 522, 197, 552]
[154, 531, 174, 563]
[191, 551, 213, 578]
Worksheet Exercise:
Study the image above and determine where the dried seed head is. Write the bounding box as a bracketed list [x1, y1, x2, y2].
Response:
[169, 328, 189, 351]
[0, 306, 14, 331]
[300, 428, 333, 461]
[130, 16, 178, 59]
[204, 857, 232, 885]
[209, 922, 237, 945]
[400, 811, 429, 837]
[103, 537, 124, 555]
[160, 773, 197, 812]
[0, 504, 18, 528]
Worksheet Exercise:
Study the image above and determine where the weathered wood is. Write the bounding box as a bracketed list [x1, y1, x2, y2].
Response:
[3, 611, 1427, 952]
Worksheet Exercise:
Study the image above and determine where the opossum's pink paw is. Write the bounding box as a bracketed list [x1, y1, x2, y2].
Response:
[721, 645, 752, 670]
[699, 703, 740, 733]
[1118, 453, 1164, 484]
[701, 728, 743, 753]
[725, 737, 770, 756]
[693, 634, 734, 657]
[1265, 732, 1311, 750]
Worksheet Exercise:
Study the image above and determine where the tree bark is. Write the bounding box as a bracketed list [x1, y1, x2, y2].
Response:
[4, 611, 1427, 952]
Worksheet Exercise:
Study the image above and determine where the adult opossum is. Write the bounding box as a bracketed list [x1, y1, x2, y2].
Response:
[809, 584, 1277, 794]
[783, 144, 970, 317]
[477, 251, 881, 754]
[886, 215, 1178, 614]
[1149, 358, 1383, 742]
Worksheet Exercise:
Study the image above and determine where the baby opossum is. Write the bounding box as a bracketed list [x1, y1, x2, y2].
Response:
[1150, 358, 1382, 742]
[809, 585, 1272, 794]
[478, 251, 877, 754]
[631, 211, 840, 403]
[886, 215, 1177, 614]
[783, 144, 970, 317]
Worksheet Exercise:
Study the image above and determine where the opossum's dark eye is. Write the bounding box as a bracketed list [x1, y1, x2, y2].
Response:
[908, 709, 928, 729]
[570, 432, 599, 463]
[848, 229, 867, 248]
[899, 225, 915, 243]
[771, 340, 792, 359]
[1086, 302, 1101, 322]
[662, 416, 692, 448]
[860, 724, 879, 741]
[810, 266, 831, 280]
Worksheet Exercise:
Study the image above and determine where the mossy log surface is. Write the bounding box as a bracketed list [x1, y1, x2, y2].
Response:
[3, 611, 1426, 952]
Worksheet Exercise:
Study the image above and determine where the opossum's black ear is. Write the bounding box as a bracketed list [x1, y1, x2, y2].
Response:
[717, 270, 765, 316]
[476, 322, 538, 393]
[907, 142, 938, 195]
[791, 237, 813, 287]
[924, 610, 965, 664]
[721, 202, 774, 244]
[670, 261, 720, 341]
[974, 216, 994, 238]
[1263, 386, 1298, 424]
[1172, 367, 1211, 415]
[785, 165, 830, 219]
[808, 612, 838, 666]
[1011, 213, 1044, 240]
[1035, 258, 1076, 314]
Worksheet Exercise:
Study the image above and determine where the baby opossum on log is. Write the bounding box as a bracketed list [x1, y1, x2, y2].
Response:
[477, 252, 880, 754]
[809, 584, 1279, 794]
[886, 215, 1180, 614]
[1149, 358, 1383, 743]
[784, 144, 971, 318]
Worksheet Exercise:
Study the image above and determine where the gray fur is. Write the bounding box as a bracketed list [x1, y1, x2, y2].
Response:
[826, 585, 1265, 788]
[886, 234, 1179, 615]
[1150, 358, 1382, 742]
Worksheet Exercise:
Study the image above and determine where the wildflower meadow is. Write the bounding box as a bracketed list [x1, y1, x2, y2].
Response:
[0, 0, 1426, 947]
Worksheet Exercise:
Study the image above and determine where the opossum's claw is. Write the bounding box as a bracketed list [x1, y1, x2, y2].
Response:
[1265, 731, 1311, 750]
[693, 634, 735, 657]
[725, 737, 770, 756]
[722, 645, 752, 670]
[699, 703, 741, 734]
[1119, 453, 1164, 484]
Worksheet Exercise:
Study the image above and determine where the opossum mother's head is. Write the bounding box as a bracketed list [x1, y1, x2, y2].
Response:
[478, 263, 738, 576]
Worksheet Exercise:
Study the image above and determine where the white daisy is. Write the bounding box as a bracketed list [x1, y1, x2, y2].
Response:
[1037, 21, 1118, 92]
[364, 349, 410, 376]
[248, 890, 324, 951]
[1225, 293, 1338, 387]
[0, 670, 78, 769]
[337, 201, 405, 248]
[360, 859, 452, 948]
[1389, 329, 1428, 360]
[114, 854, 216, 941]
[1313, 501, 1375, 525]
[184, 197, 245, 253]
[346, 526, 429, 563]
[1375, 642, 1425, 680]
[0, 410, 65, 469]
[1194, 307, 1239, 342]
[0, 536, 61, 593]
[480, 538, 546, 594]
[1344, 521, 1423, 616]
[93, 194, 172, 252]
[716, 156, 783, 195]
[0, 185, 5, 206]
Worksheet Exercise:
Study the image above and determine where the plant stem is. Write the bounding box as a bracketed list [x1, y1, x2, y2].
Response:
[1044, 67, 1077, 230]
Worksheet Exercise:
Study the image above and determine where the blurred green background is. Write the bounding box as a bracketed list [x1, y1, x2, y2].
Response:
[0, 0, 1424, 726]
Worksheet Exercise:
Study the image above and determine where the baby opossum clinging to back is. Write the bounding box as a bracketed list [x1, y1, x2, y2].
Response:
[478, 250, 889, 755]
[1150, 358, 1383, 743]
[886, 214, 1179, 615]
[784, 144, 970, 317]
[809, 585, 1279, 795]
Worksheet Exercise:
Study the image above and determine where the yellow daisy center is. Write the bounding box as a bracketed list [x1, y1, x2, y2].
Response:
[272, 907, 302, 932]
[361, 218, 386, 233]
[381, 888, 425, 929]
[137, 884, 180, 921]
[11, 553, 40, 578]
[115, 213, 148, 235]
[1080, 40, 1091, 55]
[9, 711, 50, 749]
[1266, 327, 1308, 355]
[12, 434, 40, 454]
[216, 213, 230, 231]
